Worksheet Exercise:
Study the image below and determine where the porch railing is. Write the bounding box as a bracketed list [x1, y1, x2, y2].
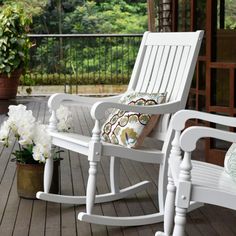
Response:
[25, 34, 142, 93]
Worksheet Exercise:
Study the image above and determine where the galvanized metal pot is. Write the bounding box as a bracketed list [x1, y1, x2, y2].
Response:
[16, 161, 60, 199]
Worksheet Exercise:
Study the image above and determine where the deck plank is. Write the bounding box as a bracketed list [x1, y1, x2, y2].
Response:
[60, 149, 78, 236]
[0, 96, 236, 236]
[0, 177, 19, 236]
[13, 199, 33, 236]
[29, 200, 46, 236]
[45, 202, 61, 236]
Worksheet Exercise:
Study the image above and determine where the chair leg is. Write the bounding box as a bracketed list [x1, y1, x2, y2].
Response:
[157, 162, 168, 214]
[86, 161, 98, 214]
[164, 173, 176, 235]
[43, 156, 54, 193]
[172, 206, 187, 236]
[110, 156, 120, 194]
[156, 169, 176, 236]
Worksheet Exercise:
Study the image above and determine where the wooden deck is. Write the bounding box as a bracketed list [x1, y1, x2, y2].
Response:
[0, 96, 236, 236]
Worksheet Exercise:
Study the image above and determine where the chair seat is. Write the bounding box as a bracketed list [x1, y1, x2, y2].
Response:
[102, 142, 164, 163]
[191, 160, 236, 210]
[50, 130, 164, 163]
[50, 131, 90, 155]
[192, 160, 236, 194]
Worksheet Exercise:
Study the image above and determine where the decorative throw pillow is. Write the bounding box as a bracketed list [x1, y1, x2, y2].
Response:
[224, 143, 236, 181]
[101, 91, 167, 148]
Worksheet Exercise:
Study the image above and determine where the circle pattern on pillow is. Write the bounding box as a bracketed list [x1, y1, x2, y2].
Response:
[101, 91, 166, 148]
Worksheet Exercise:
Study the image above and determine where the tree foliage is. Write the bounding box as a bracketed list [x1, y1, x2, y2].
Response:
[32, 0, 147, 34]
[224, 0, 236, 29]
[0, 0, 47, 16]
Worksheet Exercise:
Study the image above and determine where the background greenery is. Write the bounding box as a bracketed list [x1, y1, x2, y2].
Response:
[0, 0, 147, 34]
[1, 0, 236, 87]
[1, 0, 147, 86]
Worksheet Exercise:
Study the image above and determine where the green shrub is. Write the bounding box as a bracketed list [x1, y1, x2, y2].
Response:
[0, 4, 32, 75]
[20, 73, 130, 86]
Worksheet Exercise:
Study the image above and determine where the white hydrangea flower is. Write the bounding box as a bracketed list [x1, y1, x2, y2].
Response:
[32, 144, 47, 163]
[0, 104, 66, 163]
[8, 104, 27, 117]
[7, 104, 35, 145]
[56, 105, 73, 132]
[0, 120, 11, 146]
[32, 123, 51, 163]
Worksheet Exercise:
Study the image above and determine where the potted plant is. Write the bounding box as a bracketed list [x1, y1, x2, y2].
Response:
[0, 3, 32, 99]
[0, 104, 73, 199]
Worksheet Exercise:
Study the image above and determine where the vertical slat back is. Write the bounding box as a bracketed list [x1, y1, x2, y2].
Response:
[127, 31, 204, 141]
[135, 45, 153, 92]
[147, 46, 164, 93]
[149, 46, 171, 94]
[169, 46, 190, 102]
[164, 46, 184, 101]
[158, 46, 177, 94]
[150, 44, 194, 140]
[140, 45, 158, 92]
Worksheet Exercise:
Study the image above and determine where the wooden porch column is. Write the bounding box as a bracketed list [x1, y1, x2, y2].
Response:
[147, 0, 156, 32]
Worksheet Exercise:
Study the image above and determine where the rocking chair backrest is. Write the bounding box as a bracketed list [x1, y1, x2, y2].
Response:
[127, 31, 204, 141]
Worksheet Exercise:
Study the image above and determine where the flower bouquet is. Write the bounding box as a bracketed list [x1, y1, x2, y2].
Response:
[0, 104, 72, 198]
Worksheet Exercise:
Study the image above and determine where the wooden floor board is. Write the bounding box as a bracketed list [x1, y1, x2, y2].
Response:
[29, 200, 46, 236]
[0, 96, 236, 236]
[13, 198, 33, 236]
[0, 178, 19, 236]
[60, 151, 78, 236]
[45, 202, 61, 236]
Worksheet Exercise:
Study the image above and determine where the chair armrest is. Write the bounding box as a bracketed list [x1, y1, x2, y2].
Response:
[90, 100, 182, 120]
[48, 93, 124, 111]
[180, 126, 236, 152]
[172, 110, 236, 131]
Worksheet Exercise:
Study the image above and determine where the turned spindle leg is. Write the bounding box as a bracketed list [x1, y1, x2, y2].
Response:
[86, 161, 98, 214]
[172, 206, 187, 236]
[44, 156, 54, 193]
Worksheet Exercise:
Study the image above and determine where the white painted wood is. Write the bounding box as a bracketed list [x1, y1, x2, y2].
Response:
[127, 31, 149, 91]
[145, 31, 203, 46]
[43, 155, 54, 193]
[171, 109, 236, 133]
[165, 46, 183, 101]
[36, 180, 150, 204]
[86, 161, 98, 214]
[91, 100, 182, 120]
[78, 212, 164, 226]
[157, 110, 236, 235]
[110, 156, 120, 194]
[158, 130, 181, 236]
[159, 46, 177, 93]
[164, 170, 176, 236]
[48, 110, 58, 132]
[153, 45, 171, 93]
[141, 45, 158, 92]
[147, 45, 164, 93]
[173, 207, 187, 236]
[170, 46, 190, 102]
[37, 31, 204, 227]
[155, 232, 166, 236]
[135, 45, 153, 92]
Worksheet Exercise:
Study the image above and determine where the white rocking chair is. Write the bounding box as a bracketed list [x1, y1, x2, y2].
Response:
[156, 110, 236, 236]
[37, 31, 203, 226]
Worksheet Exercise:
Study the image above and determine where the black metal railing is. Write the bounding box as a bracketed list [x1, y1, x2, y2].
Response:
[24, 34, 142, 93]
